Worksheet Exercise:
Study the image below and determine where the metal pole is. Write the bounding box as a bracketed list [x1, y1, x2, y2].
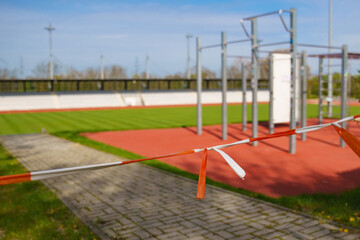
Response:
[340, 44, 348, 147]
[301, 51, 307, 141]
[221, 32, 227, 140]
[242, 63, 247, 131]
[289, 8, 297, 154]
[196, 37, 202, 135]
[44, 23, 55, 80]
[49, 26, 53, 80]
[186, 34, 193, 79]
[328, 0, 333, 118]
[269, 52, 274, 134]
[146, 54, 150, 79]
[318, 57, 324, 124]
[251, 19, 258, 146]
[20, 56, 24, 80]
[100, 52, 104, 80]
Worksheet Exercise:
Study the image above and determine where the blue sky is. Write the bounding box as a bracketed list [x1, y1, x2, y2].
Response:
[1, 0, 360, 77]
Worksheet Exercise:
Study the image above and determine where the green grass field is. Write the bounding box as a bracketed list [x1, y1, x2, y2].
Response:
[1, 103, 360, 237]
[0, 104, 268, 135]
[0, 144, 98, 240]
[1, 103, 356, 135]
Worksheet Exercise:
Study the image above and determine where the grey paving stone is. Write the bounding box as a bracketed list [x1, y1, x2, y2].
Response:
[1, 134, 360, 240]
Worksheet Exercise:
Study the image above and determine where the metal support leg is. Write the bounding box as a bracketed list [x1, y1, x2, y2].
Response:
[242, 63, 247, 131]
[196, 37, 202, 135]
[269, 53, 274, 134]
[289, 8, 297, 154]
[340, 44, 348, 147]
[251, 19, 258, 146]
[221, 32, 227, 140]
[301, 51, 307, 141]
[318, 58, 324, 124]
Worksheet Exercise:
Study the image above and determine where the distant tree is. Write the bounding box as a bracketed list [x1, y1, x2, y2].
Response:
[32, 60, 61, 79]
[189, 66, 217, 79]
[164, 72, 184, 79]
[83, 67, 99, 79]
[61, 66, 83, 79]
[227, 65, 242, 79]
[0, 68, 18, 79]
[350, 72, 360, 100]
[105, 65, 127, 79]
[131, 73, 140, 79]
[201, 67, 216, 79]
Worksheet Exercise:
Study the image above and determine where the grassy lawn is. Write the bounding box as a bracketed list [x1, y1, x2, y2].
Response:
[0, 103, 357, 135]
[1, 103, 360, 237]
[0, 144, 98, 240]
[0, 104, 272, 135]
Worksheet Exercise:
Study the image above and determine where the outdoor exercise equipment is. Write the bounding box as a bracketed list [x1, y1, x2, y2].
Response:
[240, 9, 297, 153]
[302, 44, 359, 147]
[196, 33, 251, 140]
[196, 8, 356, 153]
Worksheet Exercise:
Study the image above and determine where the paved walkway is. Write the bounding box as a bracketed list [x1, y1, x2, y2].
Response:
[1, 134, 359, 240]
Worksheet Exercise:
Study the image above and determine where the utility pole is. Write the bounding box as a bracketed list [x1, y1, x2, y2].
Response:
[135, 57, 139, 77]
[20, 56, 24, 80]
[186, 34, 193, 79]
[328, 0, 333, 117]
[44, 23, 55, 80]
[146, 54, 150, 79]
[100, 52, 104, 80]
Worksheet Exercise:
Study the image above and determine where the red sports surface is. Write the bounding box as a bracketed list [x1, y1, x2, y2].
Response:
[82, 119, 360, 198]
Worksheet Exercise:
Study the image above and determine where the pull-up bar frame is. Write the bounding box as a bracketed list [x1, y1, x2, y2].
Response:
[197, 32, 250, 140]
[241, 8, 297, 153]
[303, 45, 348, 147]
[201, 38, 250, 50]
[298, 43, 342, 50]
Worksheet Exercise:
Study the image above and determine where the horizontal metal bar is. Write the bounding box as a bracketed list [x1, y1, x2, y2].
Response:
[227, 39, 251, 45]
[201, 43, 221, 50]
[257, 50, 272, 53]
[227, 55, 251, 59]
[298, 43, 342, 50]
[257, 41, 289, 48]
[323, 64, 342, 67]
[243, 9, 291, 20]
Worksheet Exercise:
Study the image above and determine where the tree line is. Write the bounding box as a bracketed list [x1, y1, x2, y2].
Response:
[0, 60, 359, 100]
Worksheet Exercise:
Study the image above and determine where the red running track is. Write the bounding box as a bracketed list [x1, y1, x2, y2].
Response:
[82, 119, 360, 198]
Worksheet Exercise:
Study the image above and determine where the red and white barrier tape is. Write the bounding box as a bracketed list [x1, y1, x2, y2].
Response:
[1, 114, 359, 199]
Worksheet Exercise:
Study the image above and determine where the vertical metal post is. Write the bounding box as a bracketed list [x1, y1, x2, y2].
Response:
[301, 51, 307, 141]
[289, 8, 297, 154]
[241, 63, 247, 131]
[328, 0, 333, 118]
[100, 52, 104, 80]
[100, 52, 104, 90]
[269, 53, 274, 134]
[318, 57, 324, 124]
[146, 54, 150, 79]
[221, 32, 227, 140]
[340, 44, 348, 147]
[44, 24, 55, 80]
[251, 18, 258, 146]
[196, 37, 202, 135]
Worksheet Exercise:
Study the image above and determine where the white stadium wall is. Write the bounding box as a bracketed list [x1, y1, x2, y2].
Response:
[0, 90, 270, 111]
